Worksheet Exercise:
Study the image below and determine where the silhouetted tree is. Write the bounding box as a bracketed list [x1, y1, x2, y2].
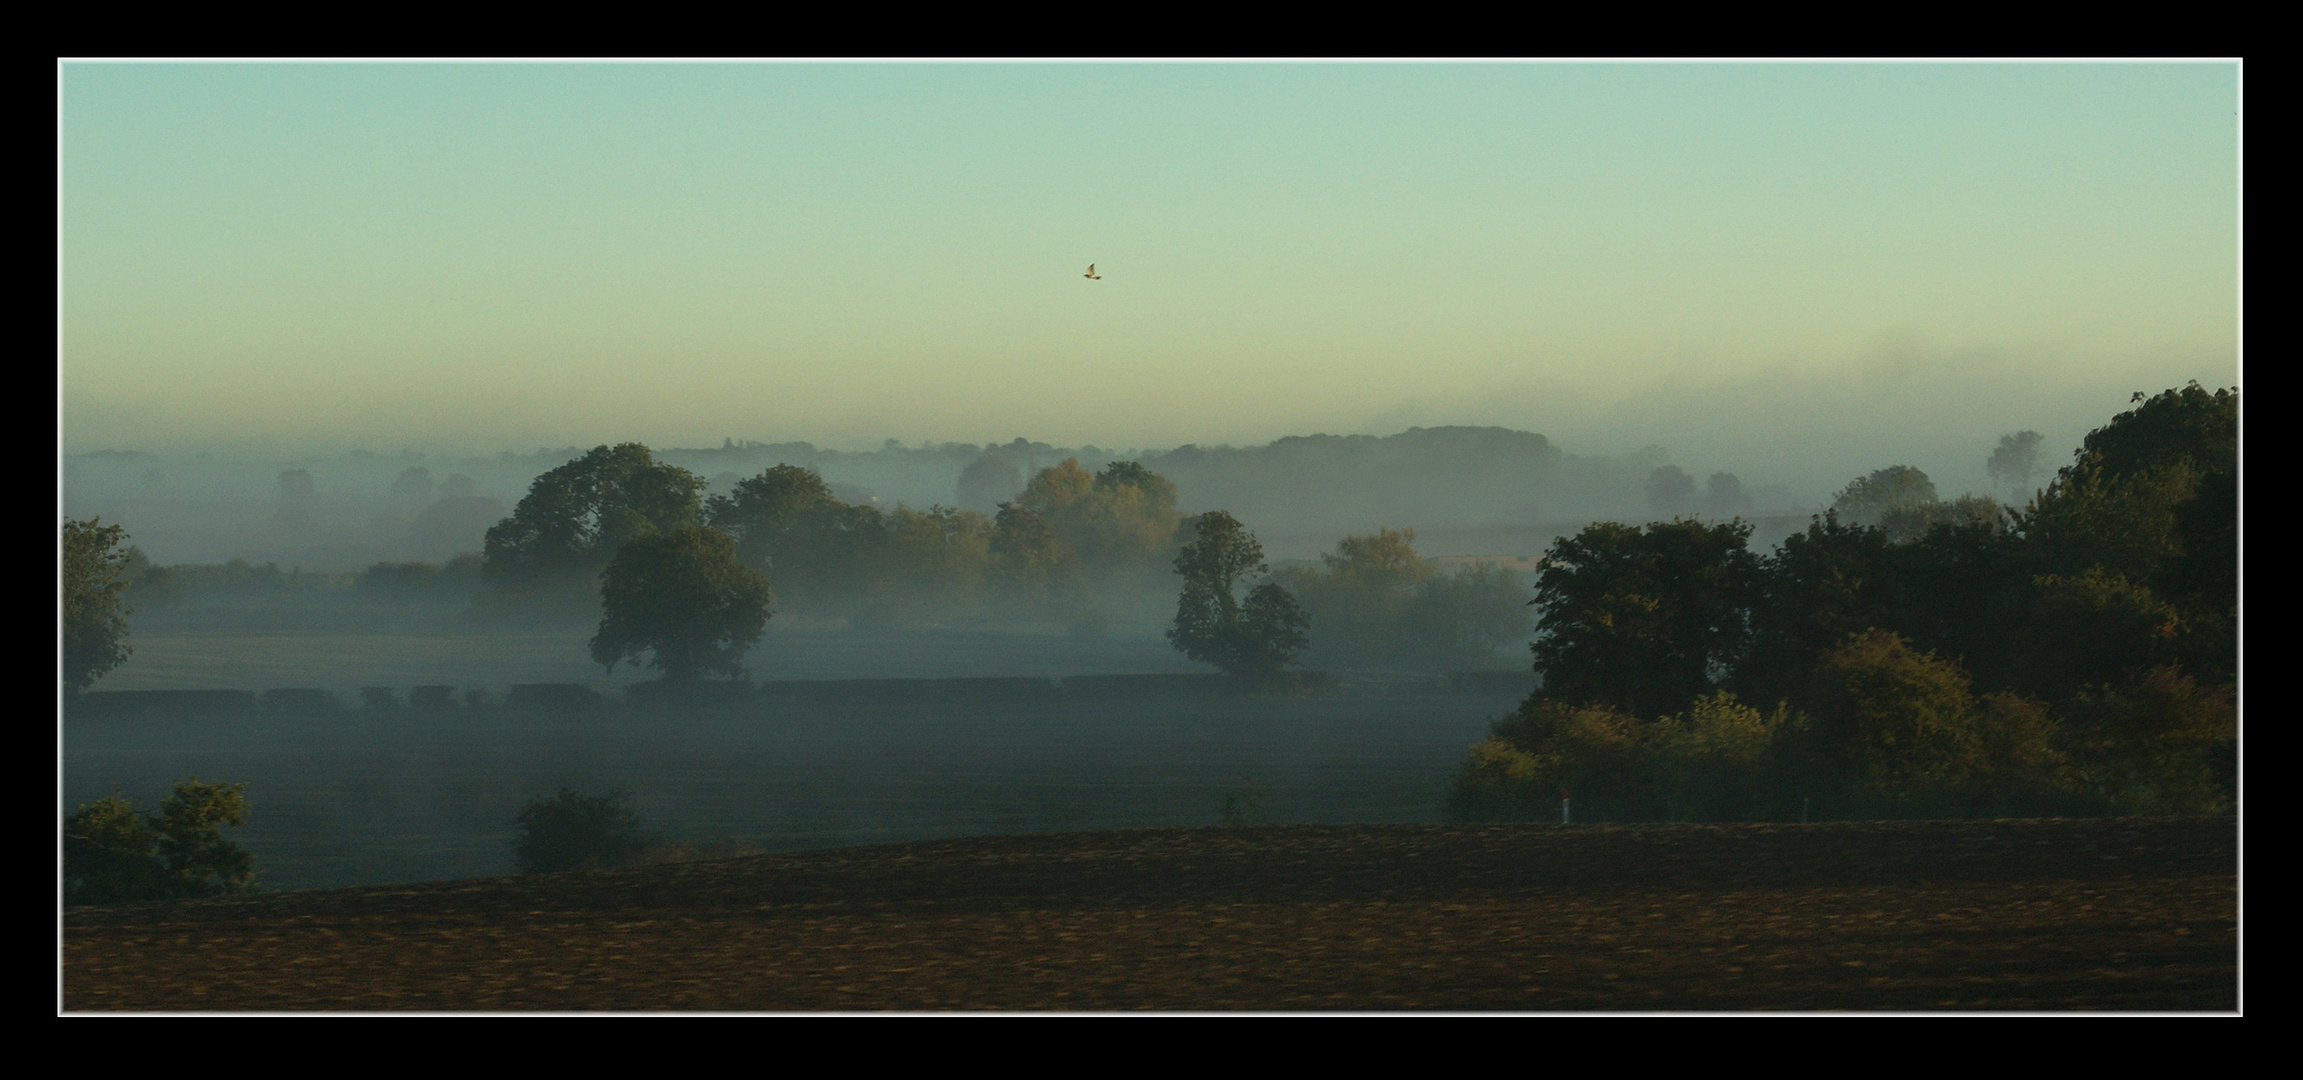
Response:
[1986, 431, 2044, 501]
[1702, 472, 1752, 517]
[703, 463, 837, 572]
[955, 453, 1023, 511]
[63, 518, 134, 693]
[1830, 466, 1938, 526]
[1169, 511, 1308, 680]
[1646, 466, 1698, 517]
[1530, 519, 1760, 717]
[482, 444, 704, 596]
[590, 526, 771, 682]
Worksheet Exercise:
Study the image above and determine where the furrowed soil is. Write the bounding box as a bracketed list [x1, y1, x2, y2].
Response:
[63, 818, 2236, 1012]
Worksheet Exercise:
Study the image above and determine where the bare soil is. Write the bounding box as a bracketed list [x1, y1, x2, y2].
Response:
[62, 818, 2237, 1011]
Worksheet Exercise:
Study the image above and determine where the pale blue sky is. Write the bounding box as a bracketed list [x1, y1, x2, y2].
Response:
[60, 62, 2238, 494]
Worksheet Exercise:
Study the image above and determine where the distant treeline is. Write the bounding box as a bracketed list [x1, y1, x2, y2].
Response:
[1451, 384, 2238, 822]
[467, 446, 1531, 670]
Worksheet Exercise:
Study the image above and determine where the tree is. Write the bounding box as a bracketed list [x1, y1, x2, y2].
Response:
[1791, 630, 1989, 814]
[591, 526, 772, 682]
[1015, 458, 1183, 576]
[482, 444, 704, 596]
[1646, 466, 1697, 517]
[1830, 466, 1938, 527]
[703, 463, 837, 572]
[63, 518, 134, 693]
[1986, 431, 2044, 501]
[1275, 529, 1527, 670]
[1530, 520, 1760, 717]
[64, 780, 255, 905]
[1168, 511, 1309, 680]
[514, 789, 649, 874]
[1702, 472, 1752, 517]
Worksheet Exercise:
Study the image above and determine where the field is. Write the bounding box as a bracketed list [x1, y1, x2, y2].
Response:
[62, 818, 2236, 1011]
[64, 681, 1523, 890]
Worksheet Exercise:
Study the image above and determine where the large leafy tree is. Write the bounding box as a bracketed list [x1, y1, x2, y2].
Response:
[2021, 382, 2237, 685]
[590, 526, 772, 682]
[62, 517, 134, 693]
[702, 463, 838, 572]
[1530, 520, 1760, 717]
[1168, 511, 1308, 680]
[482, 444, 704, 595]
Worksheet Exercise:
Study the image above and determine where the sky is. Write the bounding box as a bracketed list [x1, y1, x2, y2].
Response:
[60, 62, 2239, 497]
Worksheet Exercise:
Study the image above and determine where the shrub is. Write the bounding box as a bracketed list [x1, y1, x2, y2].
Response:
[513, 789, 650, 874]
[1646, 693, 1790, 822]
[64, 781, 256, 905]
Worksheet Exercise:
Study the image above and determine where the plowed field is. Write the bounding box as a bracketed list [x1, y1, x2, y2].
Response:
[62, 818, 2237, 1011]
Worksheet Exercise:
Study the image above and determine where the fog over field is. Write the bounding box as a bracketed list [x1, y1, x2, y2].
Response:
[60, 63, 2238, 913]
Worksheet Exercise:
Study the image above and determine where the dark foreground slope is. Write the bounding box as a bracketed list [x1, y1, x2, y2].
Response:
[64, 819, 2236, 1011]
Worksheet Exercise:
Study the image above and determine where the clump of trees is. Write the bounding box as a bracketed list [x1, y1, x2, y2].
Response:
[479, 448, 1191, 630]
[64, 781, 256, 905]
[1167, 511, 1309, 682]
[1272, 528, 1527, 671]
[1451, 384, 2237, 822]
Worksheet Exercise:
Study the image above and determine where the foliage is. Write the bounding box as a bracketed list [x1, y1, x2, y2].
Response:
[513, 789, 651, 874]
[1703, 472, 1752, 516]
[990, 503, 1078, 604]
[1168, 511, 1309, 680]
[1015, 458, 1183, 577]
[1986, 430, 2045, 500]
[1787, 630, 2073, 816]
[1646, 465, 1697, 516]
[1644, 693, 1792, 822]
[2058, 666, 2233, 815]
[1529, 519, 1760, 717]
[1275, 529, 1528, 670]
[592, 526, 773, 681]
[1876, 495, 2006, 546]
[1447, 693, 1788, 823]
[2023, 383, 2236, 586]
[1831, 465, 1938, 526]
[702, 463, 837, 572]
[64, 781, 255, 905]
[63, 518, 135, 692]
[482, 444, 704, 597]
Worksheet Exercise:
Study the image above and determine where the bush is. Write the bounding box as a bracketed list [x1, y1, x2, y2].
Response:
[513, 789, 651, 874]
[64, 780, 256, 905]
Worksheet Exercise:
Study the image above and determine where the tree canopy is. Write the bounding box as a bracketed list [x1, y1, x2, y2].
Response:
[590, 526, 772, 681]
[482, 444, 704, 595]
[1168, 511, 1308, 680]
[63, 517, 134, 693]
[1529, 519, 1761, 718]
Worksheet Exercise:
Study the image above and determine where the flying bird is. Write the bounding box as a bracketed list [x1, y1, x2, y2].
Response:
[1084, 264, 1101, 280]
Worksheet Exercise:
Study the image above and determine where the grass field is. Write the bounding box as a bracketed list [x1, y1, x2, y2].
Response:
[62, 818, 2237, 1011]
[91, 625, 1209, 697]
[64, 687, 1523, 891]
